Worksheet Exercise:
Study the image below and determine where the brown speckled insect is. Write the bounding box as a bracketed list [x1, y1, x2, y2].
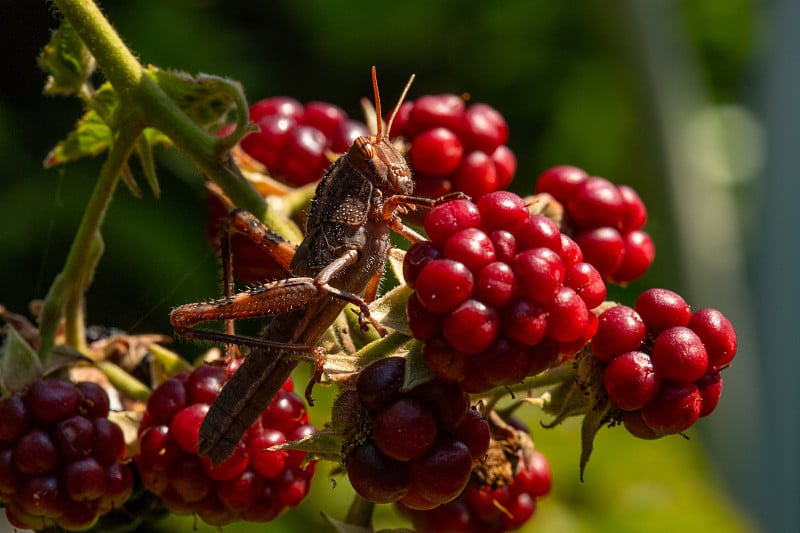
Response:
[171, 67, 454, 465]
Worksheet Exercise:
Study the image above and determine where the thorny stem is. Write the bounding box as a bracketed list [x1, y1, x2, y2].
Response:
[38, 119, 144, 360]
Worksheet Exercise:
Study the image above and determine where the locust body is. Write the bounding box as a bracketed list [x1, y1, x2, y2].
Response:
[171, 69, 423, 464]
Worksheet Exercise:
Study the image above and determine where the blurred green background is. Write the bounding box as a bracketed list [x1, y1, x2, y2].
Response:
[2, 0, 795, 532]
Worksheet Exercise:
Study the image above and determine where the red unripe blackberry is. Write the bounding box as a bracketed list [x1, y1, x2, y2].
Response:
[502, 298, 548, 346]
[591, 305, 647, 362]
[422, 337, 472, 384]
[423, 199, 482, 247]
[409, 192, 599, 389]
[414, 259, 475, 313]
[612, 229, 656, 283]
[696, 372, 723, 417]
[452, 151, 499, 200]
[688, 308, 737, 371]
[476, 190, 529, 232]
[462, 103, 509, 152]
[249, 96, 303, 121]
[489, 229, 517, 263]
[515, 215, 563, 253]
[546, 286, 590, 343]
[410, 127, 464, 176]
[650, 327, 709, 382]
[574, 227, 625, 279]
[475, 261, 519, 309]
[408, 94, 466, 135]
[513, 247, 566, 303]
[634, 288, 691, 333]
[442, 299, 500, 355]
[136, 368, 314, 525]
[618, 184, 648, 231]
[403, 241, 443, 289]
[559, 234, 584, 266]
[567, 176, 626, 230]
[241, 97, 367, 186]
[301, 101, 347, 136]
[443, 227, 496, 273]
[492, 145, 517, 190]
[535, 164, 589, 204]
[475, 338, 532, 387]
[641, 382, 702, 435]
[622, 410, 661, 440]
[566, 261, 607, 309]
[603, 351, 662, 411]
[407, 292, 443, 341]
[392, 95, 515, 199]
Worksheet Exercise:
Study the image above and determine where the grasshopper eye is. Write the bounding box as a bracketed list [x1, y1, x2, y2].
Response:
[354, 137, 375, 160]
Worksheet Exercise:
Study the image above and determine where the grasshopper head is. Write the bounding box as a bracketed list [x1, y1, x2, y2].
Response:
[347, 67, 415, 195]
[348, 135, 414, 195]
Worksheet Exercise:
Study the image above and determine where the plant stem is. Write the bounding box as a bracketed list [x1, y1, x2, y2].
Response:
[344, 494, 374, 528]
[39, 0, 273, 357]
[484, 362, 576, 411]
[38, 119, 144, 360]
[51, 0, 266, 218]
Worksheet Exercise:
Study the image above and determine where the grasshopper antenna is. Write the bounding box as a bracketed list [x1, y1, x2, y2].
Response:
[370, 66, 416, 139]
[386, 73, 415, 137]
[371, 66, 383, 139]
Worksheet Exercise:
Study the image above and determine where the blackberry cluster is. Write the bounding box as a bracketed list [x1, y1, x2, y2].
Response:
[344, 357, 491, 509]
[389, 94, 516, 200]
[404, 191, 606, 392]
[535, 165, 655, 283]
[398, 423, 552, 533]
[240, 97, 369, 186]
[135, 364, 315, 526]
[0, 380, 133, 531]
[590, 288, 737, 438]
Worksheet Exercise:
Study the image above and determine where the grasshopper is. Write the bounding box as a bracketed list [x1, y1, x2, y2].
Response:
[171, 68, 452, 465]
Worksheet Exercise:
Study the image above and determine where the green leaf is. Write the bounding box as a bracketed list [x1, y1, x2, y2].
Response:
[44, 345, 92, 377]
[44, 82, 117, 168]
[0, 327, 43, 396]
[269, 429, 345, 463]
[148, 66, 244, 132]
[402, 339, 434, 392]
[369, 284, 412, 336]
[38, 20, 96, 97]
[44, 104, 113, 167]
[579, 394, 615, 481]
[135, 133, 161, 198]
